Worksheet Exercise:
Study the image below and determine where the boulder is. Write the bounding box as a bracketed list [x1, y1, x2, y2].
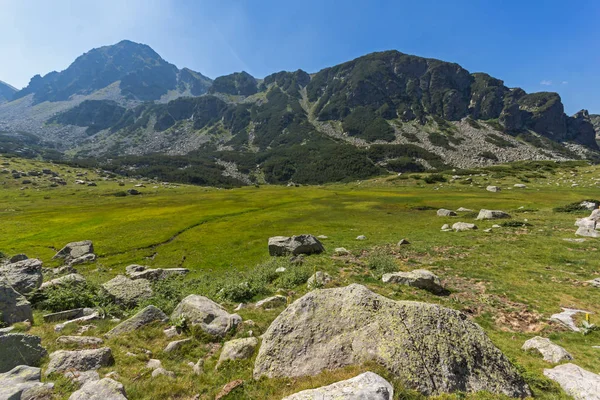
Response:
[587, 278, 600, 288]
[217, 337, 259, 368]
[0, 278, 33, 325]
[0, 366, 54, 400]
[580, 201, 599, 210]
[476, 209, 511, 220]
[215, 380, 244, 400]
[0, 259, 43, 294]
[437, 209, 457, 217]
[146, 359, 162, 370]
[382, 269, 444, 294]
[307, 271, 332, 289]
[9, 254, 28, 263]
[575, 226, 600, 238]
[64, 370, 100, 387]
[43, 308, 93, 323]
[171, 295, 241, 337]
[543, 363, 600, 400]
[452, 222, 478, 231]
[105, 305, 168, 338]
[456, 207, 473, 212]
[255, 295, 286, 309]
[45, 348, 114, 376]
[40, 273, 86, 290]
[254, 284, 530, 397]
[53, 241, 94, 262]
[163, 338, 191, 353]
[69, 254, 96, 266]
[334, 248, 350, 256]
[356, 235, 367, 240]
[69, 378, 127, 400]
[0, 333, 47, 373]
[151, 368, 175, 378]
[268, 235, 325, 256]
[102, 275, 152, 307]
[522, 336, 572, 363]
[550, 308, 590, 332]
[56, 336, 104, 347]
[282, 372, 393, 400]
[486, 186, 501, 192]
[125, 265, 189, 281]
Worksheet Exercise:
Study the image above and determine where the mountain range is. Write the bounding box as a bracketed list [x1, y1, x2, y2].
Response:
[0, 40, 599, 186]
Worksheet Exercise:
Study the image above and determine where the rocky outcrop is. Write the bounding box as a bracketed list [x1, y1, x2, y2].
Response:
[268, 235, 325, 256]
[567, 110, 599, 149]
[69, 378, 128, 400]
[0, 278, 33, 325]
[254, 284, 530, 397]
[575, 209, 600, 238]
[382, 269, 444, 294]
[171, 295, 241, 337]
[0, 333, 47, 373]
[102, 275, 152, 307]
[45, 347, 114, 376]
[0, 366, 54, 400]
[543, 363, 600, 400]
[217, 337, 259, 368]
[0, 258, 43, 295]
[282, 372, 393, 400]
[105, 305, 168, 338]
[522, 337, 572, 363]
[53, 240, 94, 262]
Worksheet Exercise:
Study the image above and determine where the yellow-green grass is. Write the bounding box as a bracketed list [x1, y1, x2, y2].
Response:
[1, 155, 600, 399]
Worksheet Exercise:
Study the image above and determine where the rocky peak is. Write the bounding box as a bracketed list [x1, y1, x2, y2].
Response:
[0, 80, 17, 103]
[209, 71, 258, 96]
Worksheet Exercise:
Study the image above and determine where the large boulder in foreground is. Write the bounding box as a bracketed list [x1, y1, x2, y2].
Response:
[268, 235, 325, 256]
[0, 278, 33, 325]
[53, 240, 94, 262]
[105, 305, 168, 338]
[45, 347, 113, 376]
[0, 258, 43, 295]
[69, 378, 127, 400]
[0, 365, 54, 400]
[282, 372, 393, 400]
[254, 284, 530, 397]
[544, 363, 600, 400]
[171, 295, 241, 337]
[0, 333, 47, 373]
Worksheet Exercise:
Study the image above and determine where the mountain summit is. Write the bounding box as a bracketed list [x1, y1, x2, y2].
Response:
[0, 80, 17, 103]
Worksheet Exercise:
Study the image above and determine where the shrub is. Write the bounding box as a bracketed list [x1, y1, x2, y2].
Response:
[553, 200, 600, 213]
[366, 249, 398, 278]
[274, 265, 313, 289]
[501, 221, 533, 228]
[424, 174, 447, 184]
[479, 151, 498, 161]
[428, 132, 453, 149]
[33, 282, 108, 313]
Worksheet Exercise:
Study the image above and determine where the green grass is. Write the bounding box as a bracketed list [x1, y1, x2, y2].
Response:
[2, 155, 600, 399]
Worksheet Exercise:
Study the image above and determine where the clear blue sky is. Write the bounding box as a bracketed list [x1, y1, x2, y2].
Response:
[2, 0, 599, 114]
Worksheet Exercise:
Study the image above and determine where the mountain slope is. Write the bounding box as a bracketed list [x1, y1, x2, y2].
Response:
[0, 80, 17, 103]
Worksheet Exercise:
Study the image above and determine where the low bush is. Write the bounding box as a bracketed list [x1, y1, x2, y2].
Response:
[366, 249, 398, 279]
[553, 200, 600, 213]
[424, 174, 447, 184]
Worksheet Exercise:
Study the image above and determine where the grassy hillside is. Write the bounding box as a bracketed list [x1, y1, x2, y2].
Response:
[1, 155, 600, 399]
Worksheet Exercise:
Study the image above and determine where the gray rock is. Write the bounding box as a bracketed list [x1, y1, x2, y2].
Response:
[307, 271, 332, 289]
[452, 222, 478, 231]
[486, 185, 501, 192]
[53, 241, 94, 262]
[151, 368, 175, 378]
[437, 209, 457, 217]
[125, 265, 189, 281]
[56, 336, 104, 347]
[268, 235, 325, 256]
[0, 259, 43, 295]
[550, 308, 590, 332]
[163, 338, 191, 353]
[146, 359, 162, 370]
[217, 337, 259, 368]
[68, 378, 127, 400]
[382, 269, 444, 294]
[522, 336, 572, 363]
[0, 333, 47, 373]
[105, 305, 168, 338]
[282, 372, 393, 400]
[69, 254, 96, 266]
[514, 184, 527, 188]
[9, 254, 28, 263]
[334, 247, 350, 256]
[397, 239, 410, 245]
[587, 278, 600, 288]
[255, 295, 287, 309]
[254, 284, 530, 397]
[64, 370, 100, 387]
[356, 235, 367, 240]
[102, 275, 152, 307]
[0, 366, 53, 400]
[171, 295, 241, 337]
[43, 308, 92, 323]
[54, 312, 99, 333]
[543, 363, 600, 400]
[441, 224, 451, 231]
[0, 278, 33, 325]
[580, 201, 599, 210]
[45, 347, 114, 376]
[456, 207, 473, 212]
[192, 359, 203, 376]
[476, 209, 511, 220]
[575, 226, 600, 238]
[40, 273, 86, 290]
[163, 326, 179, 338]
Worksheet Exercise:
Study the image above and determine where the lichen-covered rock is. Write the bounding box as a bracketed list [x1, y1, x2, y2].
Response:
[40, 273, 86, 290]
[69, 378, 127, 400]
[171, 295, 241, 337]
[0, 333, 47, 373]
[452, 222, 477, 231]
[382, 269, 444, 294]
[0, 258, 43, 295]
[543, 363, 600, 400]
[56, 336, 104, 347]
[102, 275, 152, 307]
[105, 305, 168, 338]
[282, 372, 393, 400]
[45, 347, 114, 376]
[0, 365, 53, 400]
[522, 337, 572, 363]
[53, 240, 94, 262]
[0, 278, 33, 325]
[476, 209, 511, 220]
[254, 284, 530, 397]
[307, 271, 332, 289]
[217, 337, 258, 368]
[268, 235, 325, 256]
[437, 209, 457, 217]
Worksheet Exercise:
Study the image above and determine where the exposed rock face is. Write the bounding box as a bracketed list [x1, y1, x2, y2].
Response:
[268, 235, 325, 256]
[102, 275, 152, 307]
[53, 241, 94, 262]
[254, 284, 530, 397]
[105, 305, 168, 338]
[437, 209, 457, 217]
[125, 265, 189, 281]
[0, 258, 43, 294]
[217, 337, 259, 367]
[0, 278, 33, 325]
[543, 363, 600, 400]
[0, 366, 54, 400]
[567, 110, 599, 149]
[452, 222, 477, 231]
[69, 378, 127, 400]
[550, 308, 590, 332]
[522, 337, 573, 363]
[171, 295, 241, 337]
[0, 333, 47, 373]
[282, 372, 393, 400]
[382, 269, 444, 294]
[476, 209, 511, 220]
[45, 347, 114, 376]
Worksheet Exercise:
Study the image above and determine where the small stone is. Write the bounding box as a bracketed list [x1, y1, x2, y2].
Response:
[307, 271, 332, 289]
[356, 235, 367, 240]
[543, 363, 600, 400]
[163, 326, 179, 338]
[151, 368, 175, 378]
[437, 209, 457, 217]
[255, 295, 286, 309]
[397, 239, 410, 245]
[275, 267, 286, 273]
[217, 337, 259, 368]
[192, 359, 204, 376]
[146, 359, 162, 370]
[486, 185, 501, 192]
[476, 209, 511, 220]
[452, 222, 478, 231]
[164, 338, 191, 353]
[334, 247, 350, 256]
[456, 207, 473, 212]
[105, 305, 168, 338]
